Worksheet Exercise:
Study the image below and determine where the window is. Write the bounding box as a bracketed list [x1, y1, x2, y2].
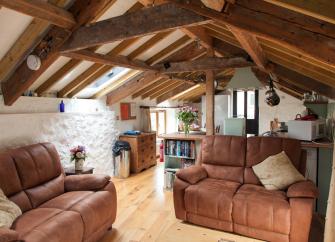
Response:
[150, 110, 166, 136]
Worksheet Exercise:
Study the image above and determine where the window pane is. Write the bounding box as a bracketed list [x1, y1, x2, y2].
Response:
[150, 113, 157, 131]
[237, 91, 244, 118]
[247, 91, 255, 119]
[158, 112, 165, 135]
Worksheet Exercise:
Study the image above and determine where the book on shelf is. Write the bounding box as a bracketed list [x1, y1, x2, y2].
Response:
[164, 140, 195, 159]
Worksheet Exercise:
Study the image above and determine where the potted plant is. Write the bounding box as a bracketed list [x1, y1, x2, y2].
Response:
[177, 106, 198, 135]
[70, 145, 87, 171]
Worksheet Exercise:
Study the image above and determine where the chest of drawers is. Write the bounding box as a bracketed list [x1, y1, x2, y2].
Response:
[119, 132, 157, 173]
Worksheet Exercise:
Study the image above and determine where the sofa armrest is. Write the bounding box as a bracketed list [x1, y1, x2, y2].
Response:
[176, 166, 207, 184]
[0, 228, 19, 242]
[65, 174, 111, 192]
[287, 180, 319, 199]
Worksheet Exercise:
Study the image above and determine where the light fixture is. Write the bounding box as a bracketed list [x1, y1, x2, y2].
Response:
[26, 55, 41, 70]
[265, 77, 280, 106]
[226, 67, 263, 90]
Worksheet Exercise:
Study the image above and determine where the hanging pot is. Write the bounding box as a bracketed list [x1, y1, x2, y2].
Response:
[265, 78, 280, 106]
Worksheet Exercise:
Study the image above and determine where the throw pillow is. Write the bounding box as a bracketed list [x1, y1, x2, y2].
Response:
[252, 151, 305, 190]
[0, 189, 22, 228]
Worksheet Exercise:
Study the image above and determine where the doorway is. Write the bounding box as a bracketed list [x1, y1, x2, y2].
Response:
[233, 90, 259, 135]
[150, 110, 166, 136]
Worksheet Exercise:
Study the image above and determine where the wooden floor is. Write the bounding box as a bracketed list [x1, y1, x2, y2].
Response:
[100, 163, 324, 242]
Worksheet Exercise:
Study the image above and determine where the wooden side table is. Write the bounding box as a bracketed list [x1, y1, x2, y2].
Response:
[64, 167, 94, 176]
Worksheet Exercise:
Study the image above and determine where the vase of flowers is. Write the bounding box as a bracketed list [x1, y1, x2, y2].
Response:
[70, 146, 87, 171]
[177, 106, 198, 135]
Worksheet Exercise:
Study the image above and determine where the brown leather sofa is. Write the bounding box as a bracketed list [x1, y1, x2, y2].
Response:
[0, 143, 117, 242]
[174, 136, 318, 242]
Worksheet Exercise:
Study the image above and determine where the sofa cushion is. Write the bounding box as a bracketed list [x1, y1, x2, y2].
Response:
[252, 151, 305, 190]
[185, 178, 240, 222]
[39, 191, 94, 210]
[9, 143, 65, 207]
[12, 208, 84, 242]
[232, 184, 291, 235]
[245, 137, 303, 185]
[0, 189, 22, 228]
[201, 136, 246, 183]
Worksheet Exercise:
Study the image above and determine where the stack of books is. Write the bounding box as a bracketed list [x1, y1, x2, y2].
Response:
[165, 140, 195, 158]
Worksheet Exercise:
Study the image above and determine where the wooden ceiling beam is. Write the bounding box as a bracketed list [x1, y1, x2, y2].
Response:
[1, 0, 117, 105]
[200, 0, 225, 12]
[62, 50, 158, 71]
[156, 83, 195, 103]
[61, 3, 210, 52]
[106, 71, 161, 105]
[0, 0, 76, 29]
[263, 0, 335, 25]
[168, 0, 335, 65]
[133, 79, 170, 99]
[0, 0, 68, 82]
[157, 56, 253, 73]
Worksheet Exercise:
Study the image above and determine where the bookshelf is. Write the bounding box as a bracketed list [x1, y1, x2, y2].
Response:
[160, 133, 204, 189]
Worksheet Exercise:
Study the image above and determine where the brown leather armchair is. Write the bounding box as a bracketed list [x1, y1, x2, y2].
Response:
[173, 136, 318, 242]
[0, 143, 117, 242]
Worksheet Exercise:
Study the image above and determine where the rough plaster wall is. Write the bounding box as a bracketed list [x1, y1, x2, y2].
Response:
[0, 96, 118, 175]
[0, 112, 118, 175]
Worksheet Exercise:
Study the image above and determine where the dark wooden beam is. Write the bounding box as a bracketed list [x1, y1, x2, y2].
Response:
[1, 0, 114, 105]
[169, 0, 335, 65]
[0, 0, 76, 29]
[62, 50, 158, 71]
[157, 56, 253, 73]
[156, 83, 194, 103]
[61, 3, 210, 52]
[106, 72, 161, 105]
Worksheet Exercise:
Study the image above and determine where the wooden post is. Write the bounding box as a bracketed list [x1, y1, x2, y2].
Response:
[324, 140, 335, 241]
[205, 49, 215, 136]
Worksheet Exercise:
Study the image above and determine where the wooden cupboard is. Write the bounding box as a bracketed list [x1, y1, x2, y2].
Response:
[119, 132, 157, 173]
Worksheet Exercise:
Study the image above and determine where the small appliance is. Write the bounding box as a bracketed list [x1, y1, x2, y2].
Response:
[287, 119, 326, 141]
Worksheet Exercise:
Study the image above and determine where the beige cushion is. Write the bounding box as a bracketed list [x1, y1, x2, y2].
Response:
[252, 151, 305, 190]
[0, 189, 22, 228]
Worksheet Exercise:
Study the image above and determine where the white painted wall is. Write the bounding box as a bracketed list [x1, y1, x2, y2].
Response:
[201, 95, 231, 134]
[258, 89, 305, 135]
[0, 96, 117, 175]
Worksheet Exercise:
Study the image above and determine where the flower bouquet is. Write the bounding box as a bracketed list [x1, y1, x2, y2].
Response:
[177, 106, 198, 135]
[70, 145, 87, 171]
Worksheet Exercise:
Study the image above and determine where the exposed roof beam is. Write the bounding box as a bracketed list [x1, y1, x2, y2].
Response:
[157, 56, 253, 73]
[263, 0, 335, 25]
[156, 83, 195, 103]
[1, 0, 117, 105]
[61, 3, 210, 52]
[0, 0, 76, 29]
[228, 26, 268, 70]
[106, 72, 161, 105]
[62, 50, 158, 71]
[168, 0, 335, 65]
[0, 0, 68, 82]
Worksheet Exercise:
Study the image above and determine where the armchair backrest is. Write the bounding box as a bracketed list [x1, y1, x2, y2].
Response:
[200, 135, 246, 183]
[0, 143, 64, 211]
[245, 136, 306, 185]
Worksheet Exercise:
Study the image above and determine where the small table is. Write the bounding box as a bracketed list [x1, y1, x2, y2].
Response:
[64, 167, 94, 176]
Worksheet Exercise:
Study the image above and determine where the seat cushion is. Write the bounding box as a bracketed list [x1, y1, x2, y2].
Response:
[232, 184, 291, 235]
[40, 191, 94, 210]
[12, 208, 83, 242]
[185, 178, 241, 222]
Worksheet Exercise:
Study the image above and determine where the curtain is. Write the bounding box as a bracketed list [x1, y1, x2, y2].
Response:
[324, 144, 335, 241]
[140, 107, 152, 132]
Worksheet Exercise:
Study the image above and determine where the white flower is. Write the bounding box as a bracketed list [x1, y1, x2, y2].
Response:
[76, 152, 83, 158]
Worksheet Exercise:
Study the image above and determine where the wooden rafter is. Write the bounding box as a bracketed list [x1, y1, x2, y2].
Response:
[61, 3, 210, 52]
[156, 83, 194, 103]
[1, 0, 117, 105]
[62, 50, 158, 71]
[168, 0, 335, 65]
[0, 0, 68, 82]
[0, 0, 76, 29]
[157, 56, 253, 73]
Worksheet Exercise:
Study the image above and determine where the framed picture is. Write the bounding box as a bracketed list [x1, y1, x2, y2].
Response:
[120, 103, 136, 120]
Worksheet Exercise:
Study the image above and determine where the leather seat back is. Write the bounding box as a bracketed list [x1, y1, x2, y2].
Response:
[245, 137, 305, 185]
[0, 143, 64, 210]
[200, 135, 246, 183]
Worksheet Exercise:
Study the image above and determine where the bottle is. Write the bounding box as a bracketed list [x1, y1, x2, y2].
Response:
[59, 100, 65, 113]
